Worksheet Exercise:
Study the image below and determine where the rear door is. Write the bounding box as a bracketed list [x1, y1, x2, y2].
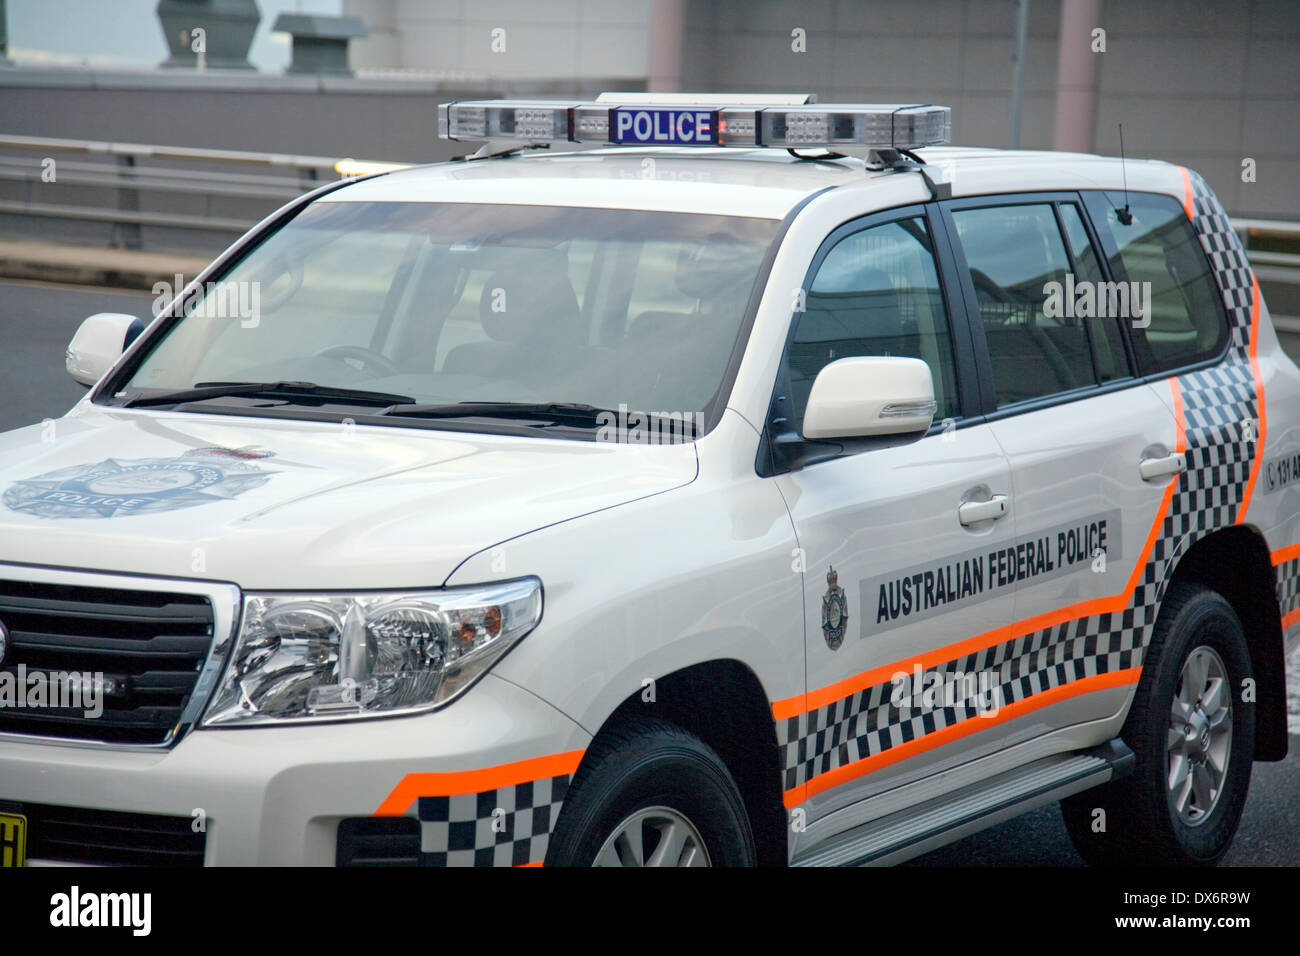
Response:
[939, 194, 1182, 732]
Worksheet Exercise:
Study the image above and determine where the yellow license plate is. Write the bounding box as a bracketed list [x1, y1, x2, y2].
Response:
[0, 813, 26, 867]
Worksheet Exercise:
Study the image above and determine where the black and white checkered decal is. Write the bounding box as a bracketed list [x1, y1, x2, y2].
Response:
[1276, 556, 1300, 624]
[779, 169, 1265, 798]
[416, 774, 571, 867]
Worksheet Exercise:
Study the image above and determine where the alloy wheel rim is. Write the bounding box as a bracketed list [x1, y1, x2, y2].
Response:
[593, 805, 712, 867]
[1166, 645, 1233, 827]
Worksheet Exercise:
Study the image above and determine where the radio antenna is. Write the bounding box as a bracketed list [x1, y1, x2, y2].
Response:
[1116, 124, 1133, 225]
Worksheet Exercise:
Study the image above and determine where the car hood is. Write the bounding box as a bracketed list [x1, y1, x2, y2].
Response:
[0, 407, 697, 589]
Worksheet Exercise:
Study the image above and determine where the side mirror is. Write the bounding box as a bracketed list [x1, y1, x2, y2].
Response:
[802, 355, 936, 439]
[65, 313, 146, 388]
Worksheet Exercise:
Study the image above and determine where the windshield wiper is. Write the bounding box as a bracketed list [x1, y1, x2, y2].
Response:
[378, 401, 703, 438]
[378, 401, 608, 423]
[115, 381, 416, 409]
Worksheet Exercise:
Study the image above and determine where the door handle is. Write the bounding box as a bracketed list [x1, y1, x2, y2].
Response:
[1139, 452, 1186, 482]
[958, 494, 1009, 526]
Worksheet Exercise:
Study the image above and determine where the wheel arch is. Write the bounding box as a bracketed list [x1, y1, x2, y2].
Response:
[573, 658, 788, 866]
[1165, 524, 1288, 760]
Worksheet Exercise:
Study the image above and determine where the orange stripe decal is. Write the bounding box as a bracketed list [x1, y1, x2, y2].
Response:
[1282, 608, 1300, 629]
[773, 695, 807, 721]
[773, 376, 1186, 727]
[1179, 166, 1195, 221]
[374, 750, 586, 816]
[1238, 276, 1267, 524]
[1271, 541, 1300, 567]
[784, 668, 1143, 808]
[1171, 374, 1187, 454]
[775, 623, 1016, 720]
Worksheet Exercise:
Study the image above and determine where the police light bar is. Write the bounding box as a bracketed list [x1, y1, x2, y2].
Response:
[335, 158, 413, 177]
[437, 97, 951, 151]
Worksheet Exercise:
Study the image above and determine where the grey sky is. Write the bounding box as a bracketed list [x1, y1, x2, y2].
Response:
[8, 0, 343, 72]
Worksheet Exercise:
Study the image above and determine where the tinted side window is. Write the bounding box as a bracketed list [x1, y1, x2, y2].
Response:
[1058, 203, 1130, 383]
[1085, 191, 1229, 373]
[950, 203, 1098, 407]
[788, 216, 959, 432]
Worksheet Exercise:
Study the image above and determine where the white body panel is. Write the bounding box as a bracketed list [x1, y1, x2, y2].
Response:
[451, 409, 804, 732]
[989, 384, 1180, 728]
[0, 405, 695, 588]
[0, 672, 587, 865]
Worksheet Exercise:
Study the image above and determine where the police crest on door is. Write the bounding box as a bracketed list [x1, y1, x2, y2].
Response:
[822, 566, 849, 650]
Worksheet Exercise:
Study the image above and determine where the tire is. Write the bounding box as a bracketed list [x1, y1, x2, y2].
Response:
[1062, 582, 1255, 866]
[546, 716, 757, 867]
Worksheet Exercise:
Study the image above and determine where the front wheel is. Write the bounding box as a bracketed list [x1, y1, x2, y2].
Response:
[546, 716, 756, 867]
[1062, 582, 1255, 865]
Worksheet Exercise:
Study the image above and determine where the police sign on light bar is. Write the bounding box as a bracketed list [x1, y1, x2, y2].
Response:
[438, 96, 951, 151]
[613, 107, 715, 145]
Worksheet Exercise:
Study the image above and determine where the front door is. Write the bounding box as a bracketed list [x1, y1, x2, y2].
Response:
[768, 207, 1019, 848]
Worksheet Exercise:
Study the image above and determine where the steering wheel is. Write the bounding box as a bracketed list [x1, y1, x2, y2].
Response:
[314, 345, 402, 377]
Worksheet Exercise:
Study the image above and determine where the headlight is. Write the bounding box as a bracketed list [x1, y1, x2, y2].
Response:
[202, 578, 542, 726]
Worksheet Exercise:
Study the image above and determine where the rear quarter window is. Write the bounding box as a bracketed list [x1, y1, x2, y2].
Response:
[1083, 191, 1230, 374]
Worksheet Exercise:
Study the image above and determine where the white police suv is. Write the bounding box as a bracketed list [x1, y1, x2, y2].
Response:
[0, 94, 1294, 867]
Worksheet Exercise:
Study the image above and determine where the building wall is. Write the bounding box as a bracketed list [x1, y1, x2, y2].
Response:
[678, 0, 1298, 220]
[344, 0, 654, 81]
[1090, 0, 1298, 221]
[343, 0, 1300, 220]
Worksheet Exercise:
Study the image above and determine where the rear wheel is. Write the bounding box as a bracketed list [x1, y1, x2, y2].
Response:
[1062, 582, 1254, 865]
[546, 716, 756, 867]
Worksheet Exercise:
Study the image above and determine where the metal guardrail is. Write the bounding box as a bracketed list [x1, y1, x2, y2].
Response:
[1232, 219, 1300, 272]
[0, 133, 345, 171]
[1232, 219, 1300, 330]
[0, 134, 1297, 312]
[0, 134, 365, 248]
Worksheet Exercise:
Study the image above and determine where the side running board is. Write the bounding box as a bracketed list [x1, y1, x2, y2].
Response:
[793, 740, 1135, 867]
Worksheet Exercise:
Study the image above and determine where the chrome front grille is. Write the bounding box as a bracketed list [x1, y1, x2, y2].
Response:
[0, 566, 238, 747]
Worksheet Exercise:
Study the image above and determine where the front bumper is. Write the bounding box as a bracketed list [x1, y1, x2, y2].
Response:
[0, 674, 590, 866]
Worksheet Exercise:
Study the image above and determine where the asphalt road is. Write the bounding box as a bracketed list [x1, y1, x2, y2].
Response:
[1, 279, 1296, 866]
[0, 279, 155, 434]
[908, 744, 1300, 866]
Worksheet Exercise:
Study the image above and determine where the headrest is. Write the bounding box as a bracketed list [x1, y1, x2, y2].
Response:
[479, 249, 581, 342]
[848, 267, 898, 295]
[802, 267, 909, 338]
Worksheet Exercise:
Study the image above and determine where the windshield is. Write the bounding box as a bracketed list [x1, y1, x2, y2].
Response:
[116, 201, 779, 432]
